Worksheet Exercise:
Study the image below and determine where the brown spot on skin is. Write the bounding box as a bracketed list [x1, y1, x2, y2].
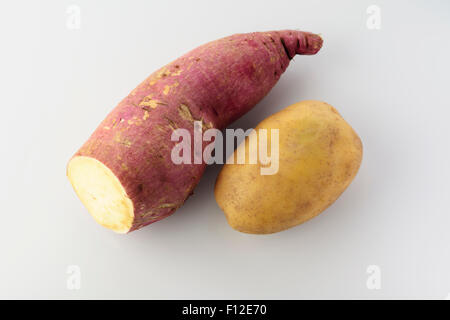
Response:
[345, 162, 354, 178]
[171, 69, 183, 76]
[141, 210, 157, 219]
[163, 85, 170, 95]
[149, 68, 170, 85]
[326, 127, 339, 151]
[164, 116, 178, 131]
[158, 203, 177, 209]
[186, 61, 195, 70]
[139, 95, 157, 108]
[163, 82, 179, 95]
[178, 104, 212, 130]
[178, 104, 194, 121]
[155, 125, 166, 132]
[114, 132, 132, 147]
[139, 95, 168, 110]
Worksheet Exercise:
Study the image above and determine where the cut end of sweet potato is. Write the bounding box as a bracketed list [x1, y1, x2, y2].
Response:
[67, 156, 134, 233]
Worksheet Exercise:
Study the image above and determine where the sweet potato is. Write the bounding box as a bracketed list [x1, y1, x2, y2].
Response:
[67, 30, 323, 233]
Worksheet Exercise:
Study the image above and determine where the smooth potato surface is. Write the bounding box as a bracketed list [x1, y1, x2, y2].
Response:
[214, 100, 363, 234]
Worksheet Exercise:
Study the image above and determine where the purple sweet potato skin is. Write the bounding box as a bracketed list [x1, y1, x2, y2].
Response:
[73, 30, 322, 232]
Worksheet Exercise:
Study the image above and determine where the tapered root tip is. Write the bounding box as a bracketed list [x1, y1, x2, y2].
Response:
[278, 30, 323, 58]
[300, 32, 323, 55]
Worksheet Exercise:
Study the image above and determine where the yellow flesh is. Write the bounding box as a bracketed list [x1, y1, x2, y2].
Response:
[67, 156, 134, 233]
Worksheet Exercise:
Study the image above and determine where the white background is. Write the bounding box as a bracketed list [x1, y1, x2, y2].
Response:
[1, 0, 449, 299]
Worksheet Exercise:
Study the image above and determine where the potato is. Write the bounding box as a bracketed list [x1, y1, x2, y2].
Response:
[214, 100, 363, 234]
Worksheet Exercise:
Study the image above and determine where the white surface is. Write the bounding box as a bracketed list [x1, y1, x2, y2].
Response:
[0, 0, 449, 299]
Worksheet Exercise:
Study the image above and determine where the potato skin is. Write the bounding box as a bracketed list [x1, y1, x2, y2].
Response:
[214, 100, 363, 234]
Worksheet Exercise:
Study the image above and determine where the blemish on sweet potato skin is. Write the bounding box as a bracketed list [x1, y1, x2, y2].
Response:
[70, 30, 323, 232]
